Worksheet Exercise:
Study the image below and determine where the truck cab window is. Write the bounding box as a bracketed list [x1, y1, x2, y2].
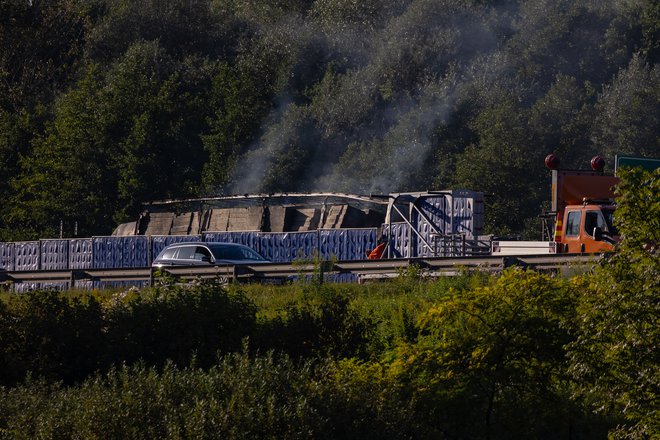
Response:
[602, 209, 618, 236]
[584, 211, 606, 235]
[566, 211, 581, 236]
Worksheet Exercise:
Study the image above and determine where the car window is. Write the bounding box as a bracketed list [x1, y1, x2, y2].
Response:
[210, 245, 265, 261]
[175, 246, 196, 260]
[602, 209, 618, 236]
[193, 246, 212, 261]
[565, 211, 581, 236]
[160, 248, 177, 259]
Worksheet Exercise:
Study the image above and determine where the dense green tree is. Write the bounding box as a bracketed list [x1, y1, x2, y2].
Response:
[528, 75, 598, 168]
[451, 96, 544, 236]
[201, 64, 273, 193]
[382, 269, 604, 439]
[0, 0, 86, 110]
[10, 65, 114, 238]
[103, 42, 212, 222]
[591, 54, 660, 161]
[84, 0, 240, 63]
[11, 42, 215, 237]
[569, 168, 660, 439]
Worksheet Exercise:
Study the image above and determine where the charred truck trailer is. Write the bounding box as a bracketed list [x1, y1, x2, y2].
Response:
[112, 191, 489, 259]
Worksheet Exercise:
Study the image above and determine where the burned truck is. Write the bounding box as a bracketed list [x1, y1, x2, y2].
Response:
[112, 190, 489, 259]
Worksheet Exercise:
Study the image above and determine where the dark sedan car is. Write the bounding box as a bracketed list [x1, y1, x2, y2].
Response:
[152, 242, 269, 268]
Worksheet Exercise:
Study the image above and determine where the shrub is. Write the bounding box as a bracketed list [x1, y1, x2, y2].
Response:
[255, 284, 375, 359]
[383, 269, 609, 439]
[0, 290, 104, 386]
[103, 281, 258, 369]
[0, 351, 325, 439]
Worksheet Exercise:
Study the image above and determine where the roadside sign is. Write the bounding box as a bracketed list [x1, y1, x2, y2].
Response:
[615, 155, 660, 174]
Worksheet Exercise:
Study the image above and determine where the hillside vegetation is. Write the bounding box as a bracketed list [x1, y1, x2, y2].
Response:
[1, 0, 658, 240]
[0, 168, 658, 439]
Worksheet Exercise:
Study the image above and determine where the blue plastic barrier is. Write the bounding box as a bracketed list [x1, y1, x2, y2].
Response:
[14, 241, 40, 271]
[382, 223, 411, 258]
[319, 228, 377, 260]
[70, 239, 93, 269]
[93, 236, 149, 269]
[257, 232, 318, 263]
[202, 231, 260, 250]
[40, 239, 69, 270]
[0, 242, 15, 270]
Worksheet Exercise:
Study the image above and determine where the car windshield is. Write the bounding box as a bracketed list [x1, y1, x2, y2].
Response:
[208, 244, 266, 261]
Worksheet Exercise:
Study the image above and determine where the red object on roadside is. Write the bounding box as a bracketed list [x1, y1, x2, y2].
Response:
[368, 243, 386, 259]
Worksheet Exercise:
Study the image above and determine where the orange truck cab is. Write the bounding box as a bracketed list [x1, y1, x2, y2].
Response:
[559, 203, 618, 253]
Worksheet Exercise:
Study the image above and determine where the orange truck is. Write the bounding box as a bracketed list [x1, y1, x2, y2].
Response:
[492, 154, 659, 255]
[549, 158, 619, 253]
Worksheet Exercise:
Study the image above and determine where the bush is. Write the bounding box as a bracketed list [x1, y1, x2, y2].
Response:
[103, 281, 257, 369]
[0, 282, 257, 386]
[568, 168, 660, 439]
[0, 351, 325, 439]
[381, 269, 610, 439]
[0, 290, 104, 386]
[255, 284, 375, 359]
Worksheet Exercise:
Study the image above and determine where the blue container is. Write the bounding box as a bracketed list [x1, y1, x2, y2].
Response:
[319, 228, 377, 261]
[70, 239, 93, 269]
[39, 282, 70, 291]
[452, 191, 484, 236]
[382, 223, 411, 258]
[14, 241, 40, 271]
[121, 236, 149, 267]
[40, 239, 69, 270]
[326, 273, 359, 283]
[151, 235, 201, 263]
[93, 236, 149, 269]
[409, 191, 485, 257]
[257, 232, 318, 263]
[0, 242, 15, 270]
[12, 282, 41, 293]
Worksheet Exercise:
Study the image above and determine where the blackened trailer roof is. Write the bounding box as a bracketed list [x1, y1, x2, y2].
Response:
[142, 192, 392, 213]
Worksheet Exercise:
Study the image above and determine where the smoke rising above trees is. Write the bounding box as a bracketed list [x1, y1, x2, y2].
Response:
[0, 0, 658, 239]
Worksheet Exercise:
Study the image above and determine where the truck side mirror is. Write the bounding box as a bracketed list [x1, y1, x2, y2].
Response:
[592, 226, 603, 241]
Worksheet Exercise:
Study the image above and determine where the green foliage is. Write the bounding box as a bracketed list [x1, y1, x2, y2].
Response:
[383, 269, 591, 439]
[0, 290, 104, 385]
[592, 55, 660, 161]
[104, 281, 257, 369]
[202, 63, 273, 191]
[452, 96, 543, 236]
[0, 352, 326, 440]
[568, 168, 660, 439]
[0, 282, 257, 386]
[6, 263, 655, 438]
[256, 283, 375, 359]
